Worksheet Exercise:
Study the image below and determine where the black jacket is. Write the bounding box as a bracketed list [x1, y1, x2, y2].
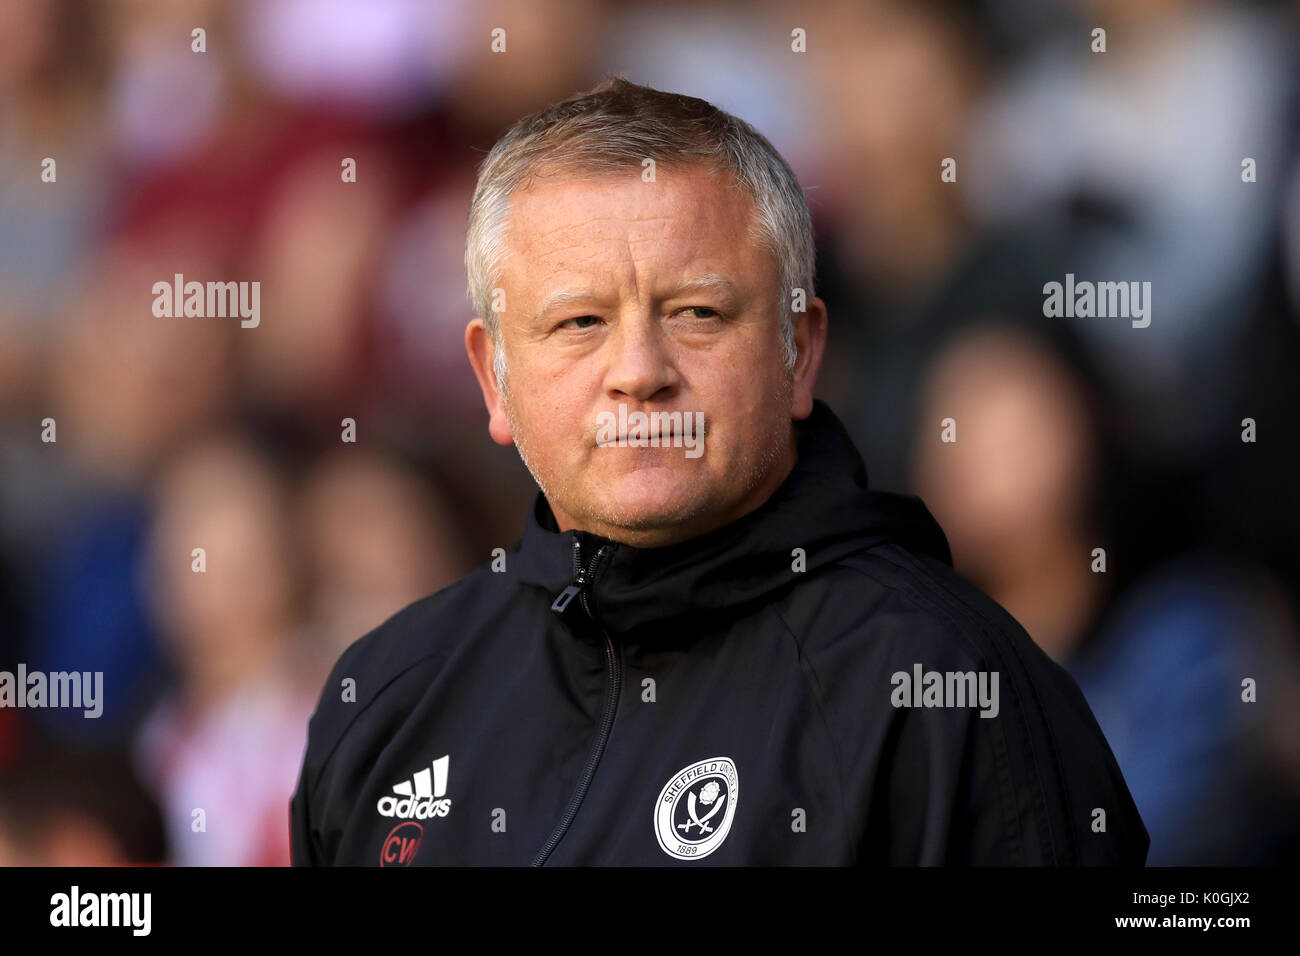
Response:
[289, 400, 1149, 866]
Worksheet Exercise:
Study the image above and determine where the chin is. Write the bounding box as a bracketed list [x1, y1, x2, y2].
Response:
[596, 470, 712, 531]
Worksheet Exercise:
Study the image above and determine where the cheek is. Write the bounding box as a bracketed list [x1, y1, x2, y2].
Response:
[684, 330, 786, 398]
[507, 366, 591, 454]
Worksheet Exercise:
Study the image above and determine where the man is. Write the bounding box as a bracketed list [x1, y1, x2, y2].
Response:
[290, 77, 1149, 866]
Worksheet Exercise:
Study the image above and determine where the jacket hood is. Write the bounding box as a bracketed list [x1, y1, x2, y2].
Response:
[510, 399, 952, 638]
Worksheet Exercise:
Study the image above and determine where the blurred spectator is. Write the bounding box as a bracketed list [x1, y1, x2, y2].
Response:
[913, 321, 1115, 659]
[9, 241, 236, 748]
[795, 0, 1058, 503]
[1068, 554, 1297, 864]
[597, 0, 815, 175]
[239, 147, 399, 434]
[441, 0, 611, 134]
[0, 742, 166, 865]
[236, 0, 477, 118]
[911, 319, 1298, 863]
[0, 0, 111, 410]
[297, 448, 475, 664]
[101, 0, 233, 170]
[134, 435, 314, 866]
[966, 0, 1295, 487]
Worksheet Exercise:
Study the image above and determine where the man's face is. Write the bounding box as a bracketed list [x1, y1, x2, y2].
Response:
[466, 163, 825, 547]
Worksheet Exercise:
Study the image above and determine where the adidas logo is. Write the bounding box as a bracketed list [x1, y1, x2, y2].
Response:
[377, 755, 453, 820]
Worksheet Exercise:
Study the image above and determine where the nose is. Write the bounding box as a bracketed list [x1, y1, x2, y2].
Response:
[602, 314, 680, 403]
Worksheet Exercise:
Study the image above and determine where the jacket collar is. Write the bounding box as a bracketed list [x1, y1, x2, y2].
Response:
[510, 399, 951, 640]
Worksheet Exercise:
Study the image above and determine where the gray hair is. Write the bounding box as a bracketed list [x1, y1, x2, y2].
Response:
[464, 75, 815, 389]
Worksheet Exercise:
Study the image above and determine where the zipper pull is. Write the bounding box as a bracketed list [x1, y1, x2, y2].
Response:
[552, 537, 587, 613]
[551, 583, 581, 613]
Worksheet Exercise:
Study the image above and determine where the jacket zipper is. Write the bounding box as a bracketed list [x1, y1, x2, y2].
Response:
[531, 537, 620, 866]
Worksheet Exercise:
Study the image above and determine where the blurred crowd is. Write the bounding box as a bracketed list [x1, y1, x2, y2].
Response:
[0, 0, 1297, 865]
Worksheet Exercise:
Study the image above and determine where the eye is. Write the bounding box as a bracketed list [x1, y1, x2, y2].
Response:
[557, 315, 603, 330]
[679, 306, 722, 319]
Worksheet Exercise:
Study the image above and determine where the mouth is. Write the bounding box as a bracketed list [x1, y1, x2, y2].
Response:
[596, 431, 685, 446]
[591, 407, 709, 454]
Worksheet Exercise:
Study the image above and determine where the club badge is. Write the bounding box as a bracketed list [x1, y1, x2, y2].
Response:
[653, 756, 739, 860]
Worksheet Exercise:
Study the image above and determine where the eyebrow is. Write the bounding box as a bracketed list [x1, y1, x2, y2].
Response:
[535, 273, 740, 317]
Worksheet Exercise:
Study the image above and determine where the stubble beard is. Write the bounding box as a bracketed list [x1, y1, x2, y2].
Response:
[503, 373, 796, 542]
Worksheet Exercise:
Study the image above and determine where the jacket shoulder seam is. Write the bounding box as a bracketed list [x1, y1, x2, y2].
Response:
[765, 602, 856, 861]
[304, 646, 448, 809]
[839, 548, 1072, 864]
[830, 554, 1043, 864]
[302, 572, 495, 808]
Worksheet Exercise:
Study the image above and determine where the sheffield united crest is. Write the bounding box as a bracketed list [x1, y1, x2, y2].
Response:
[653, 757, 739, 860]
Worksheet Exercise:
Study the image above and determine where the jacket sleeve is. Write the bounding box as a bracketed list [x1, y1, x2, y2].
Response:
[288, 650, 357, 867]
[856, 624, 1151, 865]
[803, 559, 1150, 865]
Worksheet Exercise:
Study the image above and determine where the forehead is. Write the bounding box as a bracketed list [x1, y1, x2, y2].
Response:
[499, 164, 771, 295]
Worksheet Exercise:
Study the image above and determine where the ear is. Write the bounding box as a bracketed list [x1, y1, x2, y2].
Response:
[465, 317, 514, 446]
[790, 297, 828, 421]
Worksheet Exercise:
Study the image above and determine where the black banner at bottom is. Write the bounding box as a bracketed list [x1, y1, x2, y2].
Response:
[1, 865, 1280, 941]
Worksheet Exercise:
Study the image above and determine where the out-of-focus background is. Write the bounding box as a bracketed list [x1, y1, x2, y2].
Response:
[0, 0, 1297, 866]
